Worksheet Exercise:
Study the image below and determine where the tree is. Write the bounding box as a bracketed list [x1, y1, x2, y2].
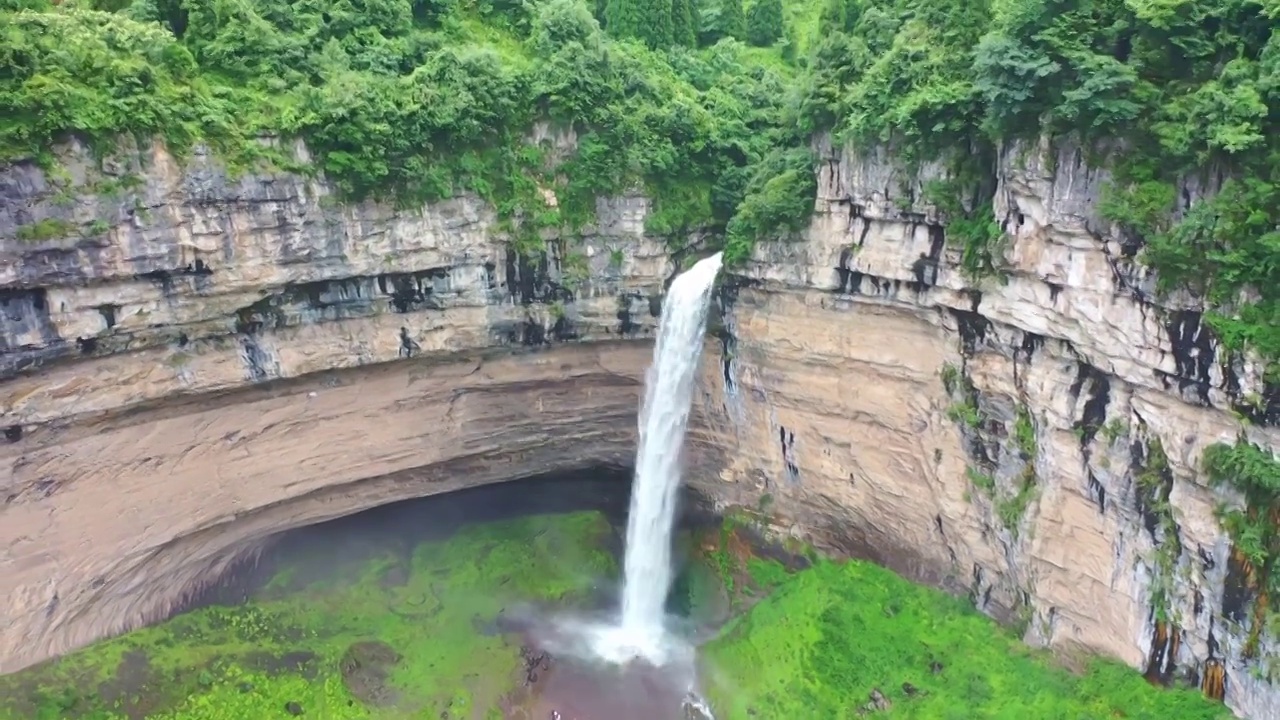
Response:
[672, 0, 696, 46]
[745, 0, 782, 46]
[605, 0, 672, 48]
[720, 0, 744, 39]
[605, 0, 644, 42]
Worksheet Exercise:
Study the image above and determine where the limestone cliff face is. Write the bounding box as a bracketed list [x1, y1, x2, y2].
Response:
[0, 138, 675, 673]
[4, 132, 1279, 720]
[688, 136, 1280, 719]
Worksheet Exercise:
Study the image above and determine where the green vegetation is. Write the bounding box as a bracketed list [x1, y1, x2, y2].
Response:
[1101, 418, 1129, 444]
[0, 0, 814, 264]
[966, 466, 995, 494]
[949, 395, 1039, 535]
[703, 557, 1232, 719]
[801, 0, 1278, 367]
[945, 392, 981, 429]
[1013, 405, 1035, 460]
[1136, 436, 1183, 625]
[997, 404, 1039, 535]
[1203, 438, 1280, 657]
[996, 476, 1037, 538]
[0, 512, 616, 720]
[4, 0, 1276, 364]
[0, 504, 1242, 720]
[14, 218, 78, 242]
[745, 0, 782, 47]
[697, 510, 792, 607]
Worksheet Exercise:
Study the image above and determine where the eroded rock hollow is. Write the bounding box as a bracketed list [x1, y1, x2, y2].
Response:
[0, 139, 667, 675]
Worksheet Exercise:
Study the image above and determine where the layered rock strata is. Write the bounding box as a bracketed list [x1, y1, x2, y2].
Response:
[688, 137, 1280, 719]
[4, 132, 1279, 720]
[0, 138, 671, 673]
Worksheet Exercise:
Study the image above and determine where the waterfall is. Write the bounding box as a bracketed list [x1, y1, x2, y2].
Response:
[620, 251, 723, 639]
[590, 252, 723, 664]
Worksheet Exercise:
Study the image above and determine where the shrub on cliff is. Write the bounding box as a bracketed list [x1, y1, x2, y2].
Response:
[4, 0, 1278, 369]
[0, 8, 238, 162]
[1, 0, 807, 256]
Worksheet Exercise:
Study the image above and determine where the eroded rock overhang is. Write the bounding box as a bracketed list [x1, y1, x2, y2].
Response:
[0, 341, 650, 674]
[0, 138, 678, 674]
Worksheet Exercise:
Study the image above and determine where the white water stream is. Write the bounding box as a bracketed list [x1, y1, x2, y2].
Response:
[588, 252, 723, 665]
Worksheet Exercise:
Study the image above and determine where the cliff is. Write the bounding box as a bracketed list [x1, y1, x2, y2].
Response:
[2, 134, 1278, 719]
[689, 136, 1280, 719]
[0, 137, 674, 674]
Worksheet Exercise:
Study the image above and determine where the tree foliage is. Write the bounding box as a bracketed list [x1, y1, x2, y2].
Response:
[745, 0, 782, 47]
[1, 0, 814, 256]
[2, 0, 1278, 369]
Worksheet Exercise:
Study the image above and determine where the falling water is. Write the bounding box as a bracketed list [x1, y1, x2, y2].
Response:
[587, 252, 723, 664]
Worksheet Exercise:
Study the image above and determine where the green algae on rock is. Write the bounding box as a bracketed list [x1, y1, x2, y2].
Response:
[0, 511, 616, 720]
[702, 556, 1234, 720]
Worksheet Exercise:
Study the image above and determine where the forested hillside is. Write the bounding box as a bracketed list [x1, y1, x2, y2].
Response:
[1, 0, 1277, 367]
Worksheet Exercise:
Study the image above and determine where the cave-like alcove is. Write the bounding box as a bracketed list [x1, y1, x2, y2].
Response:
[0, 464, 729, 720]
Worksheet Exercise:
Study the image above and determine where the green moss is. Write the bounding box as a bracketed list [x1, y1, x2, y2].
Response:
[1203, 439, 1280, 655]
[942, 364, 984, 430]
[965, 467, 995, 494]
[696, 511, 793, 611]
[1013, 405, 1036, 460]
[1136, 437, 1183, 625]
[939, 363, 960, 395]
[946, 400, 981, 429]
[14, 218, 78, 242]
[0, 511, 615, 720]
[703, 559, 1232, 719]
[1101, 418, 1129, 444]
[922, 174, 1006, 284]
[995, 479, 1038, 538]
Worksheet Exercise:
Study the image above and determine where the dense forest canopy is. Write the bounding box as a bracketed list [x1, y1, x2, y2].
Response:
[0, 0, 1277, 371]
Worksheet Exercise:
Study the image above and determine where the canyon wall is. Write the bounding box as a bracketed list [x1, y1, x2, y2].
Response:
[0, 137, 673, 673]
[3, 133, 1279, 719]
[687, 136, 1280, 719]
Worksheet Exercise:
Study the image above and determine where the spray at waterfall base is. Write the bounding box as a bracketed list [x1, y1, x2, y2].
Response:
[531, 253, 724, 715]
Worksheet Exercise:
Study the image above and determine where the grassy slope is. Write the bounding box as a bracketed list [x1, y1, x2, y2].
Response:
[703, 556, 1232, 720]
[0, 512, 616, 720]
[0, 511, 1240, 720]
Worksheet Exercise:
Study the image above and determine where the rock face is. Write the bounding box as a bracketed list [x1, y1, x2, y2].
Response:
[687, 137, 1280, 719]
[3, 134, 1279, 719]
[0, 138, 674, 673]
